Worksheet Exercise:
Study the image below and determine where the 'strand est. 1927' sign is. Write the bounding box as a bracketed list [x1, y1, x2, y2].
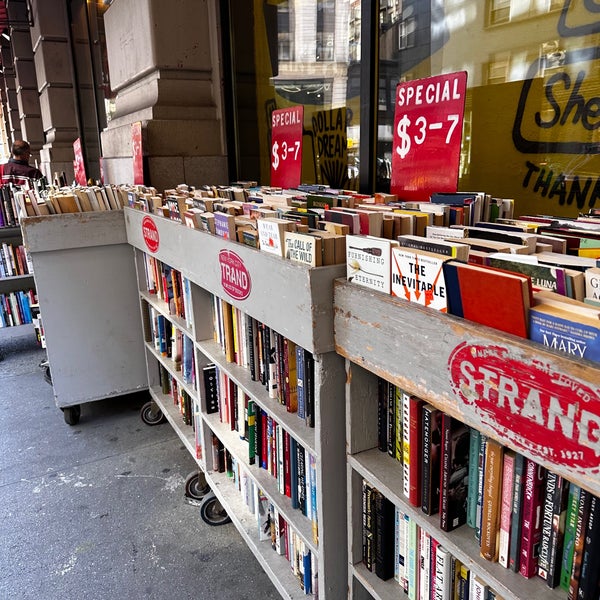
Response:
[448, 342, 600, 475]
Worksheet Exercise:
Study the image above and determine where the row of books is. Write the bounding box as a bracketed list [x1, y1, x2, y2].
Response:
[147, 307, 195, 387]
[216, 439, 317, 596]
[0, 242, 32, 279]
[207, 364, 318, 540]
[362, 480, 502, 600]
[345, 226, 600, 363]
[157, 363, 196, 427]
[127, 182, 518, 268]
[14, 184, 131, 216]
[212, 297, 316, 427]
[0, 186, 19, 227]
[0, 289, 36, 327]
[376, 378, 600, 597]
[142, 255, 191, 324]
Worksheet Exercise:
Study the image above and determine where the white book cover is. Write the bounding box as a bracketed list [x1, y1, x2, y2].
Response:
[257, 218, 287, 257]
[434, 545, 452, 600]
[585, 266, 600, 300]
[398, 510, 409, 593]
[346, 234, 396, 294]
[418, 528, 430, 600]
[391, 247, 448, 312]
[426, 225, 466, 240]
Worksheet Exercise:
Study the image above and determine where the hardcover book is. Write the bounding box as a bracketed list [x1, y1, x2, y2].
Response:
[397, 233, 470, 261]
[519, 459, 546, 578]
[545, 475, 569, 589]
[440, 414, 470, 532]
[498, 449, 516, 568]
[284, 231, 322, 266]
[391, 247, 450, 311]
[529, 302, 600, 363]
[257, 218, 294, 257]
[560, 484, 581, 591]
[568, 489, 592, 600]
[577, 493, 600, 600]
[346, 234, 397, 294]
[374, 489, 395, 580]
[443, 260, 533, 338]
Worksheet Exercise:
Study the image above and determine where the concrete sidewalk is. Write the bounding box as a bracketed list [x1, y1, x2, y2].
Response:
[0, 325, 279, 600]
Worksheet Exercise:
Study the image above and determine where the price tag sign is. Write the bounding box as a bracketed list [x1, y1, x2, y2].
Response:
[391, 71, 467, 201]
[271, 106, 304, 188]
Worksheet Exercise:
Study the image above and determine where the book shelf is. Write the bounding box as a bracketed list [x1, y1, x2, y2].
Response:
[21, 211, 148, 424]
[124, 207, 348, 599]
[333, 279, 600, 600]
[0, 225, 36, 320]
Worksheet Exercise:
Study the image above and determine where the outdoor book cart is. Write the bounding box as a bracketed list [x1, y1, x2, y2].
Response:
[21, 211, 148, 425]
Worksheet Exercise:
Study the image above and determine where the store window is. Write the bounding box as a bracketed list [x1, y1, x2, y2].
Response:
[377, 0, 600, 216]
[228, 0, 361, 190]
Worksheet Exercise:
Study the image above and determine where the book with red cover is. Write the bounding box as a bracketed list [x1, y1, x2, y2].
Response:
[443, 260, 533, 338]
[519, 458, 546, 578]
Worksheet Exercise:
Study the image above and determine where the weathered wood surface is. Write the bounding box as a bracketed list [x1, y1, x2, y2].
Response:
[334, 279, 600, 497]
[125, 207, 345, 354]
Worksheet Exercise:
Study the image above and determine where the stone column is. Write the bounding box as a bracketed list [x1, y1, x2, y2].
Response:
[0, 39, 22, 142]
[28, 0, 79, 182]
[7, 0, 44, 157]
[101, 0, 227, 191]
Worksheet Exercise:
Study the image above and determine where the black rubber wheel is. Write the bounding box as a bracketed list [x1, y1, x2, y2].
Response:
[185, 471, 210, 500]
[140, 401, 167, 426]
[199, 493, 231, 526]
[63, 405, 81, 426]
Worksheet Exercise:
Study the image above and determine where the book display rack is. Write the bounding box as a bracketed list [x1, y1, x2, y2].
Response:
[334, 279, 600, 600]
[0, 225, 36, 328]
[21, 211, 148, 424]
[124, 207, 348, 599]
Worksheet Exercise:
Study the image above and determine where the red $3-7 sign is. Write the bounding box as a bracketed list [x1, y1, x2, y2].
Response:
[271, 106, 304, 188]
[391, 71, 467, 202]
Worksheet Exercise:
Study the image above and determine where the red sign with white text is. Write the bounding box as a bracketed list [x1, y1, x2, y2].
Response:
[142, 216, 159, 253]
[391, 71, 467, 201]
[219, 249, 251, 301]
[271, 106, 304, 188]
[448, 342, 600, 474]
[73, 138, 87, 186]
[132, 121, 144, 185]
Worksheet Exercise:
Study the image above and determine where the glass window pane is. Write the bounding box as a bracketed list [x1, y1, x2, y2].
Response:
[377, 0, 598, 216]
[229, 0, 361, 190]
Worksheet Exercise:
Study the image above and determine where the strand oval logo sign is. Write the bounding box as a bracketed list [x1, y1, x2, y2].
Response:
[142, 216, 159, 253]
[219, 249, 251, 301]
[448, 342, 600, 474]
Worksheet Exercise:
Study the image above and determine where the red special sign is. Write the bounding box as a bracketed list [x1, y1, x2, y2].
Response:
[448, 342, 600, 473]
[271, 106, 304, 188]
[219, 249, 251, 301]
[391, 71, 467, 201]
[142, 216, 159, 253]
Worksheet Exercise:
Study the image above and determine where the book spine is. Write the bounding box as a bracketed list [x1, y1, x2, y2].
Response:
[546, 476, 569, 589]
[480, 438, 503, 562]
[422, 404, 433, 515]
[538, 470, 558, 580]
[409, 396, 424, 508]
[509, 452, 525, 572]
[568, 488, 591, 600]
[377, 378, 388, 452]
[435, 544, 452, 600]
[475, 434, 488, 542]
[577, 493, 600, 600]
[296, 345, 305, 421]
[408, 519, 419, 600]
[374, 490, 395, 580]
[398, 510, 410, 593]
[560, 484, 581, 591]
[519, 459, 545, 578]
[467, 428, 481, 529]
[388, 381, 395, 458]
[395, 385, 403, 462]
[498, 450, 515, 568]
[402, 390, 411, 500]
[362, 481, 375, 571]
[418, 526, 431, 600]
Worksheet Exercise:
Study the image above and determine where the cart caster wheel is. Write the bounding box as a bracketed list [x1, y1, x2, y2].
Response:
[63, 405, 81, 426]
[140, 400, 166, 426]
[185, 471, 210, 501]
[199, 493, 231, 526]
